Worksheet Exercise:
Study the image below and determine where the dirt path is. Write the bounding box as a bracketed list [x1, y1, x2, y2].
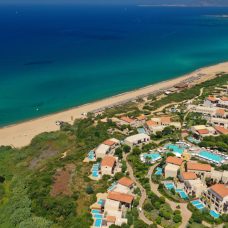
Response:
[148, 164, 192, 228]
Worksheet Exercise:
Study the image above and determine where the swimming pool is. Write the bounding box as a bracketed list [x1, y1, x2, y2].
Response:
[97, 199, 104, 205]
[91, 209, 101, 214]
[191, 200, 205, 210]
[94, 219, 102, 227]
[166, 144, 184, 156]
[198, 151, 223, 164]
[108, 182, 117, 191]
[155, 167, 162, 175]
[143, 153, 161, 162]
[164, 183, 175, 190]
[88, 150, 95, 160]
[92, 171, 99, 177]
[137, 127, 146, 134]
[94, 214, 103, 219]
[210, 210, 220, 219]
[187, 136, 200, 144]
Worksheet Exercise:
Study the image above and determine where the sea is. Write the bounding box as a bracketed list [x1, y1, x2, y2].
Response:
[1, 4, 228, 126]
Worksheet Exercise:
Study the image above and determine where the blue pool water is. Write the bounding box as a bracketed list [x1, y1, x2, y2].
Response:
[191, 200, 205, 209]
[92, 171, 99, 177]
[179, 191, 188, 199]
[166, 144, 184, 155]
[94, 219, 103, 227]
[187, 137, 201, 144]
[108, 182, 117, 191]
[94, 214, 103, 219]
[137, 128, 146, 134]
[91, 209, 101, 214]
[165, 183, 175, 190]
[143, 153, 161, 161]
[97, 199, 104, 205]
[155, 167, 163, 175]
[210, 210, 220, 219]
[2, 5, 228, 126]
[198, 151, 223, 164]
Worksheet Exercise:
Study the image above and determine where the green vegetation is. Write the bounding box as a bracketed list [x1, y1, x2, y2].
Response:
[199, 134, 228, 152]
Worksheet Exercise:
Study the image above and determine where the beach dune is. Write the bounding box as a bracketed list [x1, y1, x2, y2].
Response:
[1, 62, 228, 148]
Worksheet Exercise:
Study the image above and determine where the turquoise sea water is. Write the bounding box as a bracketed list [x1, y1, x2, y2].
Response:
[1, 4, 228, 126]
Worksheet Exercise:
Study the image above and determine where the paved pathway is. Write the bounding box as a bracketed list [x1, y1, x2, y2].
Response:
[123, 153, 154, 226]
[148, 164, 192, 228]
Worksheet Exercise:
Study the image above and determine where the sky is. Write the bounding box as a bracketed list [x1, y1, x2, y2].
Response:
[1, 0, 228, 6]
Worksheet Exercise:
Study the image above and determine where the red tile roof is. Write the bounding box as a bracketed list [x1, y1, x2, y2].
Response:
[182, 172, 197, 180]
[207, 96, 217, 102]
[121, 116, 134, 124]
[210, 184, 228, 198]
[118, 177, 134, 187]
[221, 97, 228, 102]
[197, 129, 209, 135]
[216, 109, 225, 116]
[161, 117, 171, 124]
[101, 156, 116, 168]
[187, 162, 211, 172]
[166, 156, 183, 166]
[215, 126, 228, 135]
[108, 192, 134, 204]
[103, 139, 116, 146]
[146, 120, 158, 127]
[106, 216, 116, 223]
[137, 114, 146, 121]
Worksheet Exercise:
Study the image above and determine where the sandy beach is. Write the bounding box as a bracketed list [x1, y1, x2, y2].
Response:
[1, 61, 228, 148]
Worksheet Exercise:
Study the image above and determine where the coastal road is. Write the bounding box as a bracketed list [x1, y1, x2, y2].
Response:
[123, 153, 159, 227]
[148, 164, 192, 228]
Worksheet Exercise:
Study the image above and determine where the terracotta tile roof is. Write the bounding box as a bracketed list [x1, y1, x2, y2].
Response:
[106, 216, 116, 223]
[221, 97, 228, 102]
[118, 177, 134, 187]
[182, 172, 197, 180]
[161, 117, 171, 124]
[216, 109, 225, 116]
[146, 120, 158, 127]
[101, 156, 116, 168]
[121, 116, 134, 124]
[137, 114, 146, 121]
[197, 129, 209, 135]
[207, 96, 217, 102]
[108, 191, 134, 204]
[187, 162, 211, 172]
[215, 126, 228, 135]
[210, 184, 228, 198]
[166, 156, 183, 166]
[103, 139, 116, 146]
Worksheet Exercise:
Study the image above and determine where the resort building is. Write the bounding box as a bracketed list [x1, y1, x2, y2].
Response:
[209, 117, 228, 129]
[191, 125, 216, 138]
[95, 144, 111, 159]
[180, 172, 198, 182]
[217, 97, 228, 109]
[101, 156, 118, 176]
[107, 191, 134, 208]
[103, 138, 120, 150]
[202, 184, 228, 214]
[165, 156, 183, 178]
[184, 178, 207, 198]
[203, 96, 218, 108]
[214, 126, 228, 135]
[114, 177, 134, 194]
[145, 117, 181, 134]
[124, 133, 150, 147]
[95, 138, 120, 159]
[187, 162, 211, 179]
[135, 114, 146, 127]
[118, 116, 137, 127]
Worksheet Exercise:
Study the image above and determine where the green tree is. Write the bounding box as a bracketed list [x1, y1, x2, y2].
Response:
[123, 145, 131, 153]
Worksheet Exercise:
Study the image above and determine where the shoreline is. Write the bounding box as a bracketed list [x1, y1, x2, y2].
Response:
[1, 61, 228, 148]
